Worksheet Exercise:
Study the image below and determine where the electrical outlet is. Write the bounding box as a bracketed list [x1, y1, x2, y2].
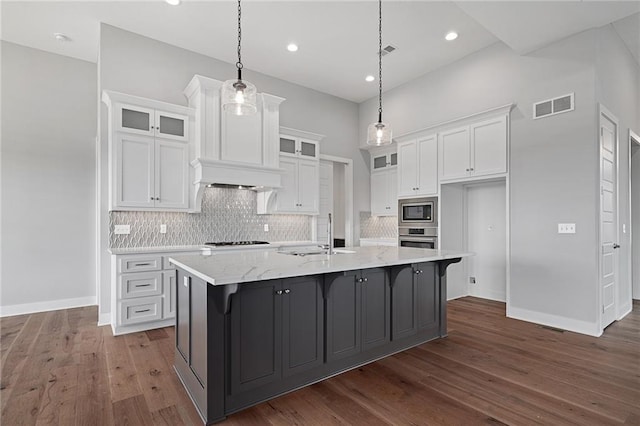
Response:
[469, 277, 476, 284]
[558, 223, 576, 234]
[160, 224, 167, 234]
[264, 224, 269, 232]
[114, 224, 130, 235]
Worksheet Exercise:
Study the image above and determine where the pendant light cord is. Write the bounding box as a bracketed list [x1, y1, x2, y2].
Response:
[236, 0, 243, 80]
[378, 0, 383, 124]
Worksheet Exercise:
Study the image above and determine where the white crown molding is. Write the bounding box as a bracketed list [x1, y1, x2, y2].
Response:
[279, 126, 325, 142]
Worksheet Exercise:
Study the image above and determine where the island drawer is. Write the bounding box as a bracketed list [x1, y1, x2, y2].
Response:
[118, 255, 162, 273]
[119, 272, 162, 299]
[120, 296, 163, 325]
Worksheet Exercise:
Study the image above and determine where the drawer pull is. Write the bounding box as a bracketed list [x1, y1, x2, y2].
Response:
[134, 308, 151, 314]
[134, 262, 152, 267]
[135, 284, 152, 287]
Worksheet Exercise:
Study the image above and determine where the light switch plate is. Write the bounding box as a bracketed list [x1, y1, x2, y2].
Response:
[160, 224, 167, 234]
[114, 224, 131, 235]
[558, 223, 576, 234]
[264, 224, 269, 232]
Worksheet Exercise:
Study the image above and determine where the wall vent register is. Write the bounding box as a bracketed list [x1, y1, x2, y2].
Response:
[533, 93, 574, 119]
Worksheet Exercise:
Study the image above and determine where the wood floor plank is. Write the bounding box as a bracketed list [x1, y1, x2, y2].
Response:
[112, 394, 154, 426]
[103, 327, 143, 402]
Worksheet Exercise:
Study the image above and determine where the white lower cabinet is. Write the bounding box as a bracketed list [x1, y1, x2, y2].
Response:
[112, 251, 200, 335]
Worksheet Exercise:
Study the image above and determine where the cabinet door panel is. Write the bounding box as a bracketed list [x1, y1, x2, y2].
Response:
[190, 277, 208, 386]
[276, 157, 298, 212]
[155, 111, 188, 142]
[391, 265, 417, 340]
[155, 140, 189, 209]
[118, 104, 154, 136]
[163, 271, 177, 319]
[176, 271, 190, 363]
[299, 140, 317, 159]
[221, 112, 262, 164]
[297, 159, 319, 214]
[417, 135, 438, 196]
[370, 171, 388, 216]
[361, 268, 390, 352]
[416, 263, 439, 332]
[397, 141, 418, 197]
[282, 276, 323, 377]
[439, 127, 470, 181]
[230, 281, 282, 394]
[388, 169, 397, 213]
[116, 134, 155, 208]
[472, 116, 507, 176]
[325, 274, 361, 361]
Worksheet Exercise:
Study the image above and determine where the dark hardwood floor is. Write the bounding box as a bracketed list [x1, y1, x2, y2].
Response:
[2, 297, 638, 425]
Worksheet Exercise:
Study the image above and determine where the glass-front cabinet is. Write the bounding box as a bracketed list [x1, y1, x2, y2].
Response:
[118, 104, 189, 142]
[279, 136, 318, 160]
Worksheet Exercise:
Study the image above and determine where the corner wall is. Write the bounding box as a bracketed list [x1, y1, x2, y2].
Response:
[1, 42, 97, 315]
[359, 30, 601, 334]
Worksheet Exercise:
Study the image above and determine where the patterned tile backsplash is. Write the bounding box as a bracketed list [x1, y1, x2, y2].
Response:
[359, 211, 398, 239]
[109, 187, 311, 249]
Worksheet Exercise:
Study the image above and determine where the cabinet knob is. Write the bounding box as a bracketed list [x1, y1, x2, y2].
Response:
[284, 289, 290, 294]
[414, 269, 421, 274]
[150, 197, 154, 200]
[276, 290, 283, 295]
[470, 168, 474, 171]
[466, 168, 470, 172]
[363, 277, 368, 282]
[357, 278, 363, 283]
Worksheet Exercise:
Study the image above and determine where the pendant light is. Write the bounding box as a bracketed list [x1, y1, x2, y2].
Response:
[221, 0, 257, 116]
[367, 0, 392, 146]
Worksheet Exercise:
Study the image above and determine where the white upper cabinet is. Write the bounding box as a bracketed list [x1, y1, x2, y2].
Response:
[371, 168, 397, 216]
[103, 91, 194, 211]
[397, 135, 437, 198]
[297, 159, 320, 213]
[439, 115, 507, 182]
[371, 150, 397, 171]
[279, 136, 318, 160]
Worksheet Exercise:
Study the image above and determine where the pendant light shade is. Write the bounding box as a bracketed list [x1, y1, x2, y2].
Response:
[221, 0, 257, 116]
[366, 0, 392, 146]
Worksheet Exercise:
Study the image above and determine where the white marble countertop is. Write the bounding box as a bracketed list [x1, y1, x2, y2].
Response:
[108, 241, 316, 255]
[169, 246, 472, 286]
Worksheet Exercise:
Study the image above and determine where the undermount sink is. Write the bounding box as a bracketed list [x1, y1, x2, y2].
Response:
[278, 248, 356, 257]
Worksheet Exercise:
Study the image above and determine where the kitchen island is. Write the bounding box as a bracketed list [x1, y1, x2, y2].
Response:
[170, 246, 469, 424]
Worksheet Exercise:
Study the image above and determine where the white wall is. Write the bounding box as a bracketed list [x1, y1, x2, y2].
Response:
[98, 24, 364, 319]
[595, 25, 640, 317]
[360, 30, 602, 334]
[333, 164, 346, 239]
[632, 144, 640, 299]
[1, 42, 97, 315]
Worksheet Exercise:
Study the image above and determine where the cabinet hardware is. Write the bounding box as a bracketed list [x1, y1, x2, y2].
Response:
[466, 168, 470, 172]
[276, 290, 283, 295]
[357, 278, 363, 283]
[284, 289, 290, 294]
[135, 263, 151, 266]
[613, 243, 620, 249]
[363, 278, 368, 282]
[470, 168, 474, 171]
[134, 309, 151, 314]
[136, 284, 152, 287]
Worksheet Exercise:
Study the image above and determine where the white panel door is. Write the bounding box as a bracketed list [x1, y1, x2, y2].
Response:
[466, 181, 507, 302]
[397, 140, 418, 197]
[600, 112, 618, 329]
[277, 157, 298, 212]
[155, 139, 189, 209]
[116, 134, 155, 208]
[298, 159, 320, 214]
[471, 116, 507, 177]
[416, 135, 438, 196]
[317, 160, 334, 242]
[439, 126, 470, 181]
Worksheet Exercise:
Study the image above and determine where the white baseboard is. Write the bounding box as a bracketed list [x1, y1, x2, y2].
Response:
[617, 304, 632, 321]
[98, 313, 111, 327]
[447, 292, 469, 301]
[469, 289, 506, 303]
[0, 296, 97, 318]
[507, 305, 601, 337]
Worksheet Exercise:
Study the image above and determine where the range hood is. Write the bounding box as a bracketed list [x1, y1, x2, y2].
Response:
[184, 75, 285, 212]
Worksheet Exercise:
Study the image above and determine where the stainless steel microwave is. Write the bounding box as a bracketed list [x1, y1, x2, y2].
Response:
[398, 197, 438, 227]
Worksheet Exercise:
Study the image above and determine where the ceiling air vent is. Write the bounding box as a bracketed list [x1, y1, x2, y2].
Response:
[380, 45, 397, 56]
[533, 93, 574, 119]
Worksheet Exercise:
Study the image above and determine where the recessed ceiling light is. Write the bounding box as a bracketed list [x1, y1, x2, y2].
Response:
[287, 43, 299, 52]
[165, 0, 181, 5]
[365, 75, 375, 82]
[53, 33, 71, 42]
[445, 31, 458, 41]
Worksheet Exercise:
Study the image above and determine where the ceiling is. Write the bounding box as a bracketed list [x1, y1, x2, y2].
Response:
[1, 1, 639, 103]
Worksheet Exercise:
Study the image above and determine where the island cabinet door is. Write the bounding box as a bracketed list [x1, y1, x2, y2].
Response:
[360, 268, 391, 352]
[281, 276, 324, 377]
[230, 280, 283, 395]
[416, 262, 439, 334]
[325, 272, 361, 362]
[390, 265, 418, 340]
[176, 271, 190, 363]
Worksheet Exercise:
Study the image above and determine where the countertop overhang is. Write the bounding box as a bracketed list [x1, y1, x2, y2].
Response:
[169, 246, 472, 286]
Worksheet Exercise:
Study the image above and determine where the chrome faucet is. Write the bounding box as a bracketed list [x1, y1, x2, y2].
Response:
[319, 213, 333, 253]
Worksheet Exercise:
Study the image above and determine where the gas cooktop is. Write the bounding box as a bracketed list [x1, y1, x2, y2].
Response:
[204, 241, 269, 247]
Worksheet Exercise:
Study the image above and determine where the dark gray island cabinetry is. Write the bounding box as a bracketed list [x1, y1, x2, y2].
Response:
[170, 247, 467, 424]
